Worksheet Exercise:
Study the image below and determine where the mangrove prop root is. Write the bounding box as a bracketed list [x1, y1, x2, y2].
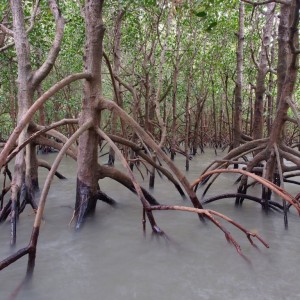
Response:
[0, 73, 91, 170]
[5, 119, 78, 166]
[95, 127, 162, 233]
[191, 169, 300, 214]
[150, 205, 269, 254]
[0, 226, 39, 271]
[96, 190, 117, 206]
[203, 192, 284, 210]
[0, 123, 92, 271]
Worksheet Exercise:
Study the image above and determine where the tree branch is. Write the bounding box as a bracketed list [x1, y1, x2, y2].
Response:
[34, 121, 93, 229]
[114, 74, 138, 101]
[4, 119, 78, 165]
[34, 136, 77, 160]
[100, 98, 203, 212]
[286, 97, 300, 127]
[0, 0, 40, 52]
[0, 73, 91, 169]
[38, 159, 66, 179]
[32, 0, 66, 86]
[0, 24, 14, 36]
[242, 0, 291, 6]
[103, 51, 120, 105]
[150, 205, 269, 254]
[108, 134, 185, 197]
[192, 168, 300, 213]
[27, 0, 41, 33]
[95, 127, 162, 232]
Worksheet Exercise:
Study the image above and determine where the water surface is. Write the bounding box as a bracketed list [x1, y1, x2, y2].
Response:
[0, 149, 299, 300]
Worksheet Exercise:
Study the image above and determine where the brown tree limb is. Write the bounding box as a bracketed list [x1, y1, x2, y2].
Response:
[34, 136, 77, 160]
[5, 119, 78, 165]
[0, 121, 92, 271]
[274, 144, 288, 226]
[38, 159, 66, 179]
[32, 0, 66, 87]
[95, 127, 162, 232]
[34, 122, 92, 231]
[107, 134, 185, 197]
[33, 122, 78, 154]
[0, 24, 14, 36]
[279, 148, 300, 167]
[286, 97, 300, 127]
[191, 169, 300, 214]
[203, 193, 283, 211]
[97, 164, 159, 206]
[280, 144, 300, 159]
[242, 0, 291, 6]
[150, 205, 269, 254]
[0, 0, 40, 52]
[103, 51, 120, 105]
[100, 98, 203, 212]
[200, 144, 266, 176]
[0, 72, 91, 169]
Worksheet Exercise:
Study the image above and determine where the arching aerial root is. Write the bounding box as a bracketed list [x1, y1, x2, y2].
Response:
[95, 127, 162, 233]
[191, 169, 300, 214]
[150, 205, 269, 254]
[202, 193, 283, 212]
[0, 121, 93, 272]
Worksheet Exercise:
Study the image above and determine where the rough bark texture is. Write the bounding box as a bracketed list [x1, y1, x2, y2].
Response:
[75, 0, 105, 228]
[276, 3, 291, 108]
[10, 0, 34, 245]
[269, 1, 298, 145]
[108, 8, 124, 166]
[170, 21, 181, 160]
[0, 1, 66, 242]
[232, 2, 244, 149]
[252, 3, 275, 140]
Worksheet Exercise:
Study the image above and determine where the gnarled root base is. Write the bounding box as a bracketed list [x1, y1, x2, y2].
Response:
[194, 140, 300, 226]
[74, 179, 98, 230]
[0, 182, 38, 224]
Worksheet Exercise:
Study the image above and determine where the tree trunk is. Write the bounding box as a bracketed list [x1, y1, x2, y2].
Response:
[252, 3, 275, 140]
[108, 8, 124, 166]
[268, 1, 298, 146]
[185, 68, 192, 171]
[9, 0, 35, 245]
[276, 3, 291, 108]
[232, 2, 244, 150]
[75, 0, 105, 229]
[6, 0, 65, 243]
[170, 22, 181, 160]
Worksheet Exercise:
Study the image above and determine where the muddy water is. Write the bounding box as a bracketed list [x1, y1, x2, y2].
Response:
[0, 149, 300, 300]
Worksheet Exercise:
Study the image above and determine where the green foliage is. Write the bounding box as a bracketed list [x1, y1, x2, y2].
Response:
[0, 0, 293, 141]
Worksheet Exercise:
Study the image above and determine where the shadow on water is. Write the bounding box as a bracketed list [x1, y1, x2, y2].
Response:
[9, 272, 33, 300]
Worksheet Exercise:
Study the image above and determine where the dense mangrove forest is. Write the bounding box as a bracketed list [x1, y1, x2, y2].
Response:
[1, 0, 300, 298]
